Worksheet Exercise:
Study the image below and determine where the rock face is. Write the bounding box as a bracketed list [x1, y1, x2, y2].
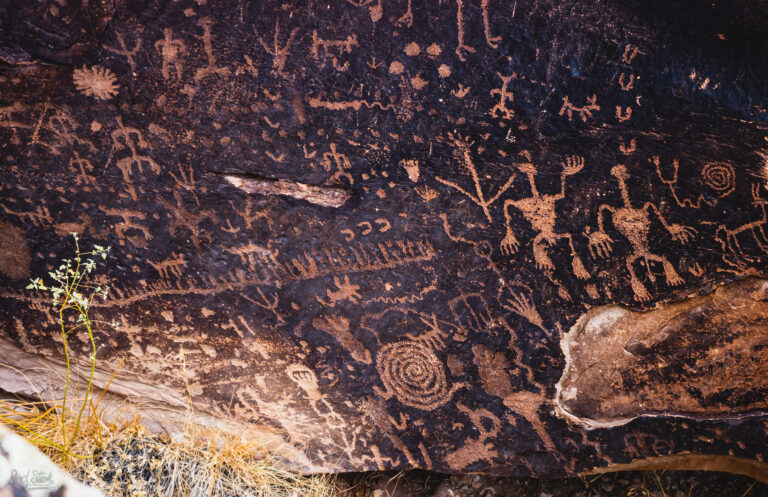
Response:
[1, 0, 767, 480]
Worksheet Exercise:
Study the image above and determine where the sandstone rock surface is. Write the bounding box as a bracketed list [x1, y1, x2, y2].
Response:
[1, 0, 767, 480]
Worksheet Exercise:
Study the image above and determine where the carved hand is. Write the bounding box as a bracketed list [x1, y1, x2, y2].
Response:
[668, 224, 697, 244]
[561, 155, 585, 176]
[587, 229, 613, 258]
[500, 230, 520, 255]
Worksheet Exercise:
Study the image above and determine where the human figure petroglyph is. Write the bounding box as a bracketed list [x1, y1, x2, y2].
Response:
[230, 199, 272, 231]
[500, 153, 590, 279]
[490, 72, 515, 120]
[155, 28, 187, 81]
[104, 31, 142, 73]
[32, 106, 94, 155]
[194, 17, 230, 83]
[587, 164, 696, 301]
[323, 143, 354, 185]
[258, 20, 298, 75]
[111, 116, 160, 200]
[435, 133, 515, 222]
[715, 184, 768, 269]
[69, 152, 95, 185]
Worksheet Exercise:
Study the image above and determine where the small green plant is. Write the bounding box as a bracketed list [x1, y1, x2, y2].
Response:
[23, 232, 119, 464]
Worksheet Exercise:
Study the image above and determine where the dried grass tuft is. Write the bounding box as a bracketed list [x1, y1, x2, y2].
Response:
[2, 398, 345, 497]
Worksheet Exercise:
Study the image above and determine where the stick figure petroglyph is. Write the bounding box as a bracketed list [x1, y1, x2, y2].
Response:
[111, 116, 160, 200]
[490, 72, 515, 120]
[155, 28, 187, 81]
[500, 153, 590, 279]
[258, 20, 298, 74]
[435, 133, 515, 222]
[587, 164, 696, 301]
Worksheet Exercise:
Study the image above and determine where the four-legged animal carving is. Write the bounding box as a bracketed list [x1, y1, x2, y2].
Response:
[500, 154, 590, 279]
[587, 164, 696, 301]
[715, 183, 768, 269]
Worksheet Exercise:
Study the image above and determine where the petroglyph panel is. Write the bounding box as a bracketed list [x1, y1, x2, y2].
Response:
[1, 0, 768, 480]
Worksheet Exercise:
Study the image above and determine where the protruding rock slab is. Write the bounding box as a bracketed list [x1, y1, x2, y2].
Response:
[558, 278, 768, 427]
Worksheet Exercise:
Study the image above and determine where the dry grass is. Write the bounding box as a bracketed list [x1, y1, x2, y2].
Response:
[1, 397, 345, 497]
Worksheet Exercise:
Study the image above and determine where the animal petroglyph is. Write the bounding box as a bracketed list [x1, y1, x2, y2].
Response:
[559, 94, 600, 122]
[588, 165, 695, 301]
[715, 184, 768, 269]
[501, 154, 590, 279]
[445, 404, 501, 469]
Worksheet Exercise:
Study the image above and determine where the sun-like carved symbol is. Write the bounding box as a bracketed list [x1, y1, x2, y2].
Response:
[72, 65, 120, 101]
[701, 162, 736, 198]
[376, 341, 456, 410]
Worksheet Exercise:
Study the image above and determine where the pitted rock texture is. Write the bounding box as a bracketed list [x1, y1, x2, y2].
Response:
[1, 0, 768, 479]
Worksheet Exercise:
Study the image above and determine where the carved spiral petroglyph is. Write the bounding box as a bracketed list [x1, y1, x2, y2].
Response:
[377, 341, 451, 410]
[701, 162, 735, 197]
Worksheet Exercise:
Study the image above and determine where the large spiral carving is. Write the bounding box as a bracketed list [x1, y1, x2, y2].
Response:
[376, 341, 451, 410]
[701, 162, 735, 198]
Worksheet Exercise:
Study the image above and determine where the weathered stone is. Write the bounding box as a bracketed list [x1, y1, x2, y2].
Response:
[1, 0, 767, 481]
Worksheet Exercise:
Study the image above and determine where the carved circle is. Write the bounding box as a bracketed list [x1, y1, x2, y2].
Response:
[701, 162, 735, 198]
[376, 341, 449, 410]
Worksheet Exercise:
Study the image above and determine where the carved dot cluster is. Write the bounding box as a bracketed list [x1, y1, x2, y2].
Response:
[376, 341, 450, 410]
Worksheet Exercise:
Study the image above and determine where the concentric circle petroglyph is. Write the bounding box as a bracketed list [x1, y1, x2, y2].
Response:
[701, 162, 735, 197]
[376, 341, 450, 410]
